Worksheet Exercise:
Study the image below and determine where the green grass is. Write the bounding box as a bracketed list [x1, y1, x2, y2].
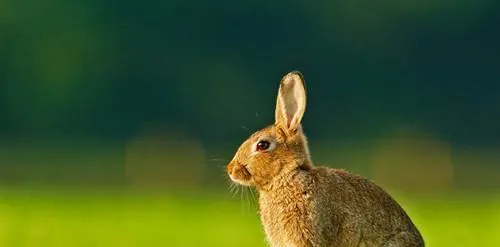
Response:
[0, 188, 498, 246]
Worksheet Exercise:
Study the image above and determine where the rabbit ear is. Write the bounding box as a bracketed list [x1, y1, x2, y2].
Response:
[275, 71, 306, 133]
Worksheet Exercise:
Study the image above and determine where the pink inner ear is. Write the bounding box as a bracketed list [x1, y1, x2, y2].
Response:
[284, 98, 298, 128]
[287, 112, 293, 127]
[282, 83, 298, 128]
[279, 73, 304, 129]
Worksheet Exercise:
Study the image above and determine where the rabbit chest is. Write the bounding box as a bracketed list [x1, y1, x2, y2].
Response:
[259, 184, 327, 247]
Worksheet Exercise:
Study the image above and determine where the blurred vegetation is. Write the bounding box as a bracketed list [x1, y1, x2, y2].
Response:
[1, 0, 499, 144]
[0, 188, 498, 247]
[0, 0, 499, 246]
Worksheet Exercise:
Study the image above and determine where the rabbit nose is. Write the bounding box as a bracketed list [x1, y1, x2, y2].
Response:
[227, 162, 234, 175]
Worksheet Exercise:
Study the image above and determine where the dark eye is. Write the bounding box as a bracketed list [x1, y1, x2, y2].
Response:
[256, 140, 271, 151]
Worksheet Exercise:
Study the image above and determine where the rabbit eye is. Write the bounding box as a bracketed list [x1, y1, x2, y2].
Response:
[256, 140, 271, 151]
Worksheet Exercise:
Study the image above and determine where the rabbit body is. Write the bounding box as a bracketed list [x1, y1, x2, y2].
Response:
[227, 71, 424, 247]
[259, 166, 424, 247]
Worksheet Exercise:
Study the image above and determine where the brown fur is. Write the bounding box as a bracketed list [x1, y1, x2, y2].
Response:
[227, 71, 424, 247]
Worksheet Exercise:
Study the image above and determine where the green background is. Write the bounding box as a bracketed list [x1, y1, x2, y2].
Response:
[0, 0, 499, 246]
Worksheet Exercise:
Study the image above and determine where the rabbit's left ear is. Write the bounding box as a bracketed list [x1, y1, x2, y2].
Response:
[275, 71, 306, 133]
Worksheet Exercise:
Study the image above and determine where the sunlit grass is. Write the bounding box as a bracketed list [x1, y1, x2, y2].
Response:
[0, 188, 498, 246]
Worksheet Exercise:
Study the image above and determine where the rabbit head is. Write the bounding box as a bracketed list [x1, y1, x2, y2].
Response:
[227, 71, 313, 190]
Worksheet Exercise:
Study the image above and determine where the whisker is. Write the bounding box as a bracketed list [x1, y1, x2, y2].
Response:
[233, 186, 239, 198]
[240, 125, 251, 134]
[216, 160, 231, 183]
[229, 183, 239, 198]
[205, 158, 229, 162]
[245, 187, 251, 212]
[241, 187, 247, 213]
[248, 187, 257, 204]
[240, 186, 245, 215]
[205, 159, 229, 169]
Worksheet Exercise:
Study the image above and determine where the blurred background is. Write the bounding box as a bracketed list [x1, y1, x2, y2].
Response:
[0, 0, 499, 246]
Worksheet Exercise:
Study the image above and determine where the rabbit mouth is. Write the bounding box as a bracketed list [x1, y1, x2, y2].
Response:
[228, 164, 253, 186]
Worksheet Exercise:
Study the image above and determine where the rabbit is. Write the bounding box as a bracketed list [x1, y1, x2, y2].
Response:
[226, 71, 425, 247]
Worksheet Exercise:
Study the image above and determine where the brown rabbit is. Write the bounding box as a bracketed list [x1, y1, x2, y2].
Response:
[226, 71, 424, 247]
